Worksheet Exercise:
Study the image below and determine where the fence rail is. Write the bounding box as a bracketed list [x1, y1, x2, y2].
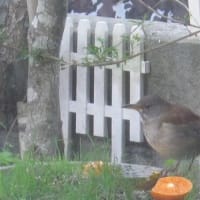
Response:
[59, 16, 150, 163]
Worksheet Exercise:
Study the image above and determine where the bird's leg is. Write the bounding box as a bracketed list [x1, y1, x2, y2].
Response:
[188, 156, 195, 171]
[172, 160, 181, 172]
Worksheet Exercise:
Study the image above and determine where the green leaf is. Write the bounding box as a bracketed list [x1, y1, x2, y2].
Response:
[0, 122, 6, 130]
[164, 159, 176, 168]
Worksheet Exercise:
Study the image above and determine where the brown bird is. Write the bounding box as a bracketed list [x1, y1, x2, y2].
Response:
[123, 95, 200, 170]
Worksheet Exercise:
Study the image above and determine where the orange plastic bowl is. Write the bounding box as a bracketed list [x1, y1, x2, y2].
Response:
[151, 176, 193, 200]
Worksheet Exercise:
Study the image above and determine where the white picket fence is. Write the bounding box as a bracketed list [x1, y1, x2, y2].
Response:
[59, 16, 150, 163]
[188, 0, 200, 26]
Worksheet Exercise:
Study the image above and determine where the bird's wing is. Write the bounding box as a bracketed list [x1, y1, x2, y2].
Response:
[159, 105, 200, 141]
[152, 105, 200, 158]
[159, 120, 200, 158]
[161, 120, 200, 137]
[159, 105, 200, 139]
[161, 104, 200, 125]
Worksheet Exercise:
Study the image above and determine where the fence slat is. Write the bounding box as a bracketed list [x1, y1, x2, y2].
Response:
[76, 19, 91, 134]
[188, 0, 200, 26]
[59, 16, 148, 163]
[111, 23, 126, 163]
[129, 25, 144, 142]
[59, 17, 73, 157]
[93, 21, 108, 137]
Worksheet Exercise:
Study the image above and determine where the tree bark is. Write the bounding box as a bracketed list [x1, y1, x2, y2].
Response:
[26, 0, 38, 23]
[20, 0, 67, 157]
[0, 0, 28, 151]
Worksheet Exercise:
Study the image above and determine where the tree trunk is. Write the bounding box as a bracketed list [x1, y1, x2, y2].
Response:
[0, 0, 28, 151]
[19, 0, 67, 157]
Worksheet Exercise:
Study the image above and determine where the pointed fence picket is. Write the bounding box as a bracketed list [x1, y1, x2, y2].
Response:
[76, 19, 91, 135]
[188, 0, 200, 26]
[94, 21, 108, 138]
[59, 16, 150, 163]
[59, 17, 73, 158]
[111, 23, 126, 162]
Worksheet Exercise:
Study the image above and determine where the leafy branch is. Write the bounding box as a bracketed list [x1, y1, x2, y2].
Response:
[3, 26, 200, 69]
[1, 0, 200, 69]
[83, 38, 119, 66]
[60, 28, 200, 68]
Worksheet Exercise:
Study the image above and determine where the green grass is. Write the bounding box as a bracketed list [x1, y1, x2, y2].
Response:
[0, 155, 136, 200]
[182, 161, 200, 200]
[0, 151, 199, 199]
[0, 151, 18, 166]
[163, 159, 200, 200]
[0, 143, 128, 200]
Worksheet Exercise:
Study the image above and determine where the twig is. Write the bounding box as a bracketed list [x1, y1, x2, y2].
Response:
[135, 0, 200, 29]
[3, 117, 17, 149]
[59, 28, 200, 68]
[172, 0, 200, 27]
[174, 0, 189, 11]
[135, 0, 182, 23]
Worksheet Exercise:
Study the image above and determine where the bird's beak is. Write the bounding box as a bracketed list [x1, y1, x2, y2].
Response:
[122, 103, 144, 111]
